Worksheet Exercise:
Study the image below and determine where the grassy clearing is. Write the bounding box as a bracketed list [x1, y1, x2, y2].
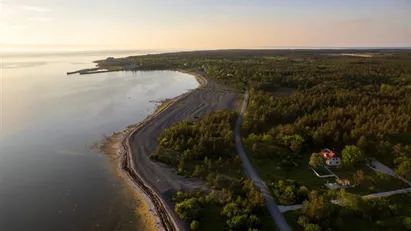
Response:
[199, 205, 225, 231]
[244, 143, 329, 192]
[284, 209, 377, 231]
[388, 193, 411, 215]
[330, 167, 409, 195]
[285, 193, 411, 231]
[274, 87, 296, 97]
[283, 210, 304, 231]
[260, 208, 279, 231]
[312, 166, 333, 176]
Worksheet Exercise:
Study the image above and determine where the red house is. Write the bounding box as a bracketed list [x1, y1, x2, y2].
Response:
[321, 148, 341, 166]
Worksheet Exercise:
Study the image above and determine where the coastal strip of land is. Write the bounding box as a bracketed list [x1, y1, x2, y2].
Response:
[103, 71, 238, 231]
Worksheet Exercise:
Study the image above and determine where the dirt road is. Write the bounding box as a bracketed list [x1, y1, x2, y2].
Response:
[234, 89, 292, 231]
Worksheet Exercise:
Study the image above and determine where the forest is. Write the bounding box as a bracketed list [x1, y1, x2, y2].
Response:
[151, 110, 275, 231]
[101, 49, 411, 230]
[239, 52, 411, 187]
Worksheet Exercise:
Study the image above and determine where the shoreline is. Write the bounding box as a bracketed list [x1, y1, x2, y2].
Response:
[102, 71, 207, 231]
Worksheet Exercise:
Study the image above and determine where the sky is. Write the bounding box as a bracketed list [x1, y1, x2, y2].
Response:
[0, 0, 410, 50]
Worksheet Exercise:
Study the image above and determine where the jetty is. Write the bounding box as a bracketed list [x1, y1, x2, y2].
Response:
[67, 68, 100, 75]
[79, 69, 120, 75]
[67, 59, 140, 75]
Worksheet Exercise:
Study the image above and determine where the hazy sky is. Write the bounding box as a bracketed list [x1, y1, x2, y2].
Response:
[1, 0, 410, 50]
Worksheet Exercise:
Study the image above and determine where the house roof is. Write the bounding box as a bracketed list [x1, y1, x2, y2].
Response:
[321, 148, 339, 160]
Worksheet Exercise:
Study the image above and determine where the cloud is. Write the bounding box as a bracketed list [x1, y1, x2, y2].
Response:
[29, 17, 51, 23]
[18, 5, 50, 12]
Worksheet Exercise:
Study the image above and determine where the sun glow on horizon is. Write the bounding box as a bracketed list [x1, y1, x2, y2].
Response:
[1, 0, 410, 50]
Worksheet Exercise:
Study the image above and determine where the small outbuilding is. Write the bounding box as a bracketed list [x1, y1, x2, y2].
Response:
[336, 178, 351, 186]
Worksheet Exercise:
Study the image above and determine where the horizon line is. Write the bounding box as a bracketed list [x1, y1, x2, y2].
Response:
[2, 47, 411, 54]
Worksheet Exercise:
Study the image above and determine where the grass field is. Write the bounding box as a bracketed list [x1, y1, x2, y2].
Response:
[312, 165, 334, 176]
[330, 166, 409, 195]
[284, 209, 379, 231]
[243, 142, 330, 192]
[243, 140, 409, 207]
[199, 205, 225, 231]
[284, 193, 411, 231]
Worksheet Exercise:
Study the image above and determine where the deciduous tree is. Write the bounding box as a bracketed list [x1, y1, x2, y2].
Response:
[342, 145, 365, 167]
[309, 153, 324, 169]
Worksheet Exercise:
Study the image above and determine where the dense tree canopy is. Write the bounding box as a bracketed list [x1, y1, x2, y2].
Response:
[153, 110, 270, 230]
[151, 110, 242, 184]
[102, 49, 411, 231]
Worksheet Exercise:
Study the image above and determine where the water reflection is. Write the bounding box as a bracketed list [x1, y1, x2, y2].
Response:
[0, 52, 198, 231]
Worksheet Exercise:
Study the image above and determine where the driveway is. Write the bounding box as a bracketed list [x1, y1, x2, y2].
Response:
[368, 160, 411, 186]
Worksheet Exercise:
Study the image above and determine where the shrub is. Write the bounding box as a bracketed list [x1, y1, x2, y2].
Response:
[175, 198, 202, 222]
[190, 220, 199, 230]
[403, 217, 411, 230]
[304, 223, 321, 231]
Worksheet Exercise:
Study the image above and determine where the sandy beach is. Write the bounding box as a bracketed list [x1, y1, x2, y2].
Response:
[103, 71, 239, 231]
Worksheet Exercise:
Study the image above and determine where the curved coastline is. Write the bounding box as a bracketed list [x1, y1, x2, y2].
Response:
[112, 71, 207, 231]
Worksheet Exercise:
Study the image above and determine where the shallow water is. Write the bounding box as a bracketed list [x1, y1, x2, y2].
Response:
[0, 51, 198, 231]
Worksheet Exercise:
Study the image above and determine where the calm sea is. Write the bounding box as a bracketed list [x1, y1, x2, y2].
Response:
[0, 50, 198, 231]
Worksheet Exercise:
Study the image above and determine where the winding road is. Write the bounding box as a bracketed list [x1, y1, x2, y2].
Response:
[234, 88, 292, 231]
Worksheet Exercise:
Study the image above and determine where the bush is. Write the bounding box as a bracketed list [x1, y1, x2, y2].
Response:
[397, 160, 411, 181]
[304, 223, 321, 231]
[297, 215, 310, 227]
[403, 217, 411, 230]
[309, 153, 324, 169]
[190, 220, 199, 230]
[271, 180, 310, 205]
[175, 198, 203, 222]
